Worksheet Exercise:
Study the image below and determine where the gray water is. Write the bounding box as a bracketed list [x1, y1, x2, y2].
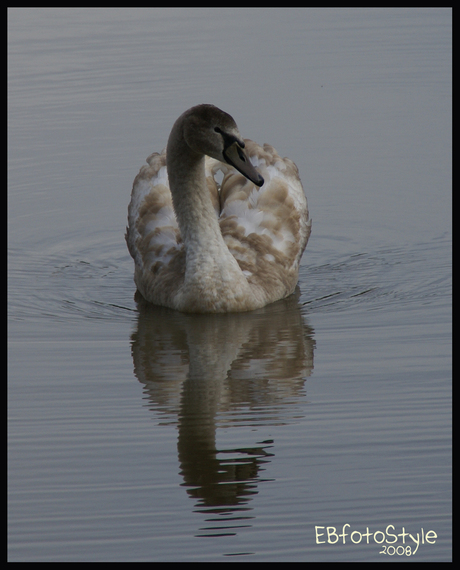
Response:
[8, 8, 451, 561]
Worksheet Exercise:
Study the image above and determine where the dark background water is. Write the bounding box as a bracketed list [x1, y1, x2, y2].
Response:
[8, 8, 451, 561]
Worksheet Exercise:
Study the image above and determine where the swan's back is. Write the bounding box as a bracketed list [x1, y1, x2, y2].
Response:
[127, 134, 311, 312]
[218, 139, 310, 300]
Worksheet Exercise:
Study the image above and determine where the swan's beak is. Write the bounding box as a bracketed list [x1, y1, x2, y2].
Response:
[223, 142, 264, 187]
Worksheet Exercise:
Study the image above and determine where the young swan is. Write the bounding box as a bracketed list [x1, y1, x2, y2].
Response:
[126, 104, 311, 313]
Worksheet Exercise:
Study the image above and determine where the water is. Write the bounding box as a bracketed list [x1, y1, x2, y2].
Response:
[8, 8, 451, 561]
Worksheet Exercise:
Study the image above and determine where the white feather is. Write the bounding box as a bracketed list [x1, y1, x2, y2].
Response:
[126, 105, 311, 313]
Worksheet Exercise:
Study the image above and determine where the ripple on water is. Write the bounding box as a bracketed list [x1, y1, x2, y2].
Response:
[8, 234, 450, 326]
[299, 235, 451, 315]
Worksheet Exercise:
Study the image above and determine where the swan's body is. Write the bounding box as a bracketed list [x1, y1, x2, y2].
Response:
[126, 104, 311, 313]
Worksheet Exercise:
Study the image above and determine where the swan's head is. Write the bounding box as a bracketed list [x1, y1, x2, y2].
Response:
[182, 104, 264, 187]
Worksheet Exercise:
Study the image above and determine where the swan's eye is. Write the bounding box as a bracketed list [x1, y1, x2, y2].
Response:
[214, 127, 222, 134]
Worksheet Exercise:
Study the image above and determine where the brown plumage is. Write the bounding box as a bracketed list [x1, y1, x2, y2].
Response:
[126, 104, 311, 312]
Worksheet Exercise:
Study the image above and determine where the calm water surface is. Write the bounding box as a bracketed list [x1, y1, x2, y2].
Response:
[8, 8, 451, 561]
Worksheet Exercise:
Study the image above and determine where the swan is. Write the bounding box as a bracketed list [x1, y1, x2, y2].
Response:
[126, 104, 311, 313]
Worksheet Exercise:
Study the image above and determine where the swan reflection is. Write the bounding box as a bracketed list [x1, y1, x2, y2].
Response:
[130, 290, 315, 536]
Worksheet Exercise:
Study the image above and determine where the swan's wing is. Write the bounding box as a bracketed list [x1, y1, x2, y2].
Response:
[126, 150, 220, 304]
[218, 139, 311, 300]
[126, 150, 184, 303]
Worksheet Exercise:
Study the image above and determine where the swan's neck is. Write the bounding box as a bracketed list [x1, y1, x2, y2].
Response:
[166, 133, 252, 311]
[167, 137, 221, 251]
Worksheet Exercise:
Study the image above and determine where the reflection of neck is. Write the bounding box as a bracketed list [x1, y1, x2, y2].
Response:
[177, 322, 243, 480]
